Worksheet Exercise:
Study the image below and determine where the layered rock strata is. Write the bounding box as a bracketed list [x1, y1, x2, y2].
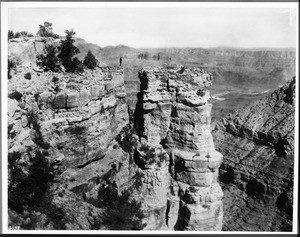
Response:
[212, 77, 295, 231]
[8, 65, 128, 169]
[134, 65, 223, 230]
[7, 61, 132, 229]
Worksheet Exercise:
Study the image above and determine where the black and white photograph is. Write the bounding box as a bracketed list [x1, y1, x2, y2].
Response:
[1, 1, 298, 234]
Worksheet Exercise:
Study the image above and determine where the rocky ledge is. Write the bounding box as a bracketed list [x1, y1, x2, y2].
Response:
[134, 65, 223, 230]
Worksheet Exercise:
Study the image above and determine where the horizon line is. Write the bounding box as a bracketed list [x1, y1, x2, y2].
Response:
[75, 38, 296, 50]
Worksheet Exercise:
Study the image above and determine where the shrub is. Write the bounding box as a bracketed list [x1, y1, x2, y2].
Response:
[83, 50, 98, 69]
[37, 21, 59, 38]
[72, 57, 84, 73]
[47, 204, 66, 229]
[19, 31, 33, 37]
[8, 111, 63, 230]
[97, 182, 146, 230]
[24, 72, 31, 80]
[8, 209, 40, 230]
[54, 85, 60, 92]
[8, 150, 54, 213]
[52, 76, 59, 83]
[138, 144, 166, 167]
[115, 125, 138, 153]
[58, 29, 83, 73]
[8, 152, 26, 213]
[8, 30, 14, 39]
[27, 110, 50, 149]
[139, 144, 156, 160]
[8, 149, 57, 230]
[8, 91, 23, 101]
[135, 144, 157, 168]
[52, 34, 60, 39]
[145, 149, 156, 165]
[197, 89, 206, 97]
[97, 182, 119, 207]
[37, 44, 61, 72]
[14, 32, 21, 38]
[8, 30, 33, 39]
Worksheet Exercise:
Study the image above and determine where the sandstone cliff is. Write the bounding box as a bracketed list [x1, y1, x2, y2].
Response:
[8, 67, 128, 168]
[8, 38, 133, 229]
[212, 77, 295, 231]
[134, 65, 223, 230]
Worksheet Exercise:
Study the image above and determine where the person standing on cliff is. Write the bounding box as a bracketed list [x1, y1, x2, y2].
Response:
[119, 56, 122, 67]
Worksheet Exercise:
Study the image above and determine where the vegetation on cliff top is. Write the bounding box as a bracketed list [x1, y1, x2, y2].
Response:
[83, 50, 98, 69]
[37, 44, 61, 72]
[8, 30, 33, 39]
[9, 22, 100, 75]
[36, 21, 59, 38]
[57, 29, 84, 73]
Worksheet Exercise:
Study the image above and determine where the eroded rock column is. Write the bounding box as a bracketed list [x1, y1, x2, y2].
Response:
[135, 65, 223, 230]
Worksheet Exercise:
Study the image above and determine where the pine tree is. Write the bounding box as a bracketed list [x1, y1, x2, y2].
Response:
[37, 22, 59, 38]
[57, 30, 83, 73]
[83, 50, 98, 69]
[37, 44, 61, 71]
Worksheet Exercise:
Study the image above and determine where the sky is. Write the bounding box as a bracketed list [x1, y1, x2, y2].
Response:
[6, 3, 298, 49]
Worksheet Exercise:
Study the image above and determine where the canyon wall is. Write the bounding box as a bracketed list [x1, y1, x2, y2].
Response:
[151, 48, 296, 76]
[8, 38, 132, 229]
[134, 65, 223, 230]
[7, 38, 224, 230]
[212, 77, 295, 231]
[8, 66, 128, 169]
[8, 37, 129, 169]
